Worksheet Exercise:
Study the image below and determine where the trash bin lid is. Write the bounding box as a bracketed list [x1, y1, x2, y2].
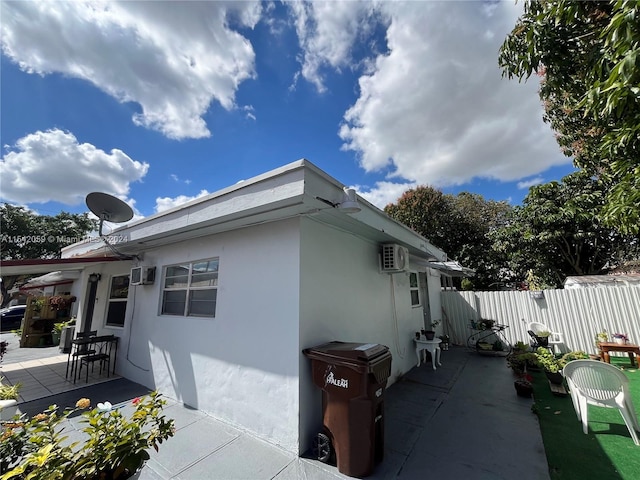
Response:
[304, 341, 388, 363]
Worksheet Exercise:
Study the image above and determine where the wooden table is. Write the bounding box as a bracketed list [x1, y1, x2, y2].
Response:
[597, 342, 640, 367]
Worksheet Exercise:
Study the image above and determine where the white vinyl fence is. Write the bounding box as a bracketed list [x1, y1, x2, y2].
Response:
[441, 286, 640, 355]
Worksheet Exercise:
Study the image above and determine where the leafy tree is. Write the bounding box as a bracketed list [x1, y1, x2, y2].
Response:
[0, 203, 97, 260]
[384, 186, 455, 253]
[490, 170, 639, 287]
[499, 0, 640, 234]
[384, 187, 511, 289]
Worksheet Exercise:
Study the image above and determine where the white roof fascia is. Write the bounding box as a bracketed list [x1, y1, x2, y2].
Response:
[62, 159, 448, 263]
[63, 160, 310, 257]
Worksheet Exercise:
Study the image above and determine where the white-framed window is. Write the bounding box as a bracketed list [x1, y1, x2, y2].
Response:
[105, 274, 129, 327]
[161, 258, 219, 317]
[409, 272, 421, 306]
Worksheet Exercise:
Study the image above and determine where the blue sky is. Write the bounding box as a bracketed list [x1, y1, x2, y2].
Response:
[1, 1, 575, 228]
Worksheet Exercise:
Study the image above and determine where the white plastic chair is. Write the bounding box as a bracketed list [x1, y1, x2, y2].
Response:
[563, 359, 640, 446]
[527, 321, 565, 354]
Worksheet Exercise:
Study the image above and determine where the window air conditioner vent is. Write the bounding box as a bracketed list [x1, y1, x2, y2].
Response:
[130, 266, 156, 285]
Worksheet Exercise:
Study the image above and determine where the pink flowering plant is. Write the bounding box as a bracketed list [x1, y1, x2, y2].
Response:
[613, 333, 629, 342]
[0, 391, 175, 479]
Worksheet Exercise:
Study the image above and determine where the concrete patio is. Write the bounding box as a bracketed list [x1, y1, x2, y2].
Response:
[1, 332, 550, 479]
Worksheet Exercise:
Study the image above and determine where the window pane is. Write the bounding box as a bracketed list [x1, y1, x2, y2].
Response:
[192, 260, 218, 275]
[106, 301, 127, 327]
[166, 265, 189, 277]
[165, 275, 188, 288]
[188, 289, 217, 317]
[110, 275, 130, 299]
[410, 290, 420, 306]
[409, 273, 418, 288]
[162, 290, 186, 315]
[191, 272, 218, 287]
[165, 264, 189, 288]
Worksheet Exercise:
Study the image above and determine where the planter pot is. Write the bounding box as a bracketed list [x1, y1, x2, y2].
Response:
[614, 337, 626, 345]
[536, 336, 549, 347]
[545, 371, 564, 385]
[51, 331, 61, 346]
[514, 381, 533, 398]
[424, 331, 436, 341]
[0, 399, 20, 420]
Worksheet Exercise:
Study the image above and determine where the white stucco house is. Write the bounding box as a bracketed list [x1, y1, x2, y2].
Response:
[2, 160, 460, 455]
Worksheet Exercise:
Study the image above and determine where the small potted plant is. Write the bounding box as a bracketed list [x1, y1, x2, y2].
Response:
[526, 270, 547, 299]
[613, 333, 628, 345]
[30, 297, 46, 318]
[535, 347, 564, 385]
[507, 352, 539, 375]
[534, 330, 551, 347]
[49, 295, 76, 311]
[594, 330, 609, 346]
[513, 341, 529, 353]
[514, 373, 534, 397]
[477, 318, 495, 330]
[424, 320, 440, 340]
[51, 322, 66, 346]
[0, 377, 21, 420]
[535, 348, 589, 385]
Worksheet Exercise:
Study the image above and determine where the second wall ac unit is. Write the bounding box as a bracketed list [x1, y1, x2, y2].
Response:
[130, 266, 156, 285]
[381, 244, 409, 272]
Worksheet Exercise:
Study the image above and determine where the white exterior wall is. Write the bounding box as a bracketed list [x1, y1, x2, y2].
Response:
[298, 217, 427, 454]
[103, 219, 302, 453]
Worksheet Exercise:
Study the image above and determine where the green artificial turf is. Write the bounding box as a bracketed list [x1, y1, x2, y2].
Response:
[531, 357, 640, 479]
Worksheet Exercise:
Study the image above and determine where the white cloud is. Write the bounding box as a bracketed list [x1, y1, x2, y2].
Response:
[355, 181, 417, 210]
[0, 1, 261, 139]
[517, 177, 544, 190]
[288, 0, 383, 92]
[155, 190, 211, 213]
[290, 2, 570, 203]
[0, 129, 148, 205]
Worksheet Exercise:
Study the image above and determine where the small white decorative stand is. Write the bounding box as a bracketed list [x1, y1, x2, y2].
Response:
[413, 337, 442, 370]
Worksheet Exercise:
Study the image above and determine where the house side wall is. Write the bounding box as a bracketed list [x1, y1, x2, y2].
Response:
[110, 219, 302, 453]
[298, 217, 425, 454]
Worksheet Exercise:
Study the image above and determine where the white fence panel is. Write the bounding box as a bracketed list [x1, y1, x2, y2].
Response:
[441, 286, 640, 355]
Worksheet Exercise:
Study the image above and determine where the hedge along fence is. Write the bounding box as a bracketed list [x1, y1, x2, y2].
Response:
[441, 286, 640, 355]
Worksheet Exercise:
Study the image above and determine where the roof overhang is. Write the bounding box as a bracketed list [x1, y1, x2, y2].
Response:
[0, 257, 125, 276]
[59, 159, 450, 265]
[19, 270, 82, 291]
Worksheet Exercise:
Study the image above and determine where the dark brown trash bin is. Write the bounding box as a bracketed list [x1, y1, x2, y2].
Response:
[303, 341, 392, 478]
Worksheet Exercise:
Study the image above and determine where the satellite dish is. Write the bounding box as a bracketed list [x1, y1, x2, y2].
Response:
[86, 192, 133, 236]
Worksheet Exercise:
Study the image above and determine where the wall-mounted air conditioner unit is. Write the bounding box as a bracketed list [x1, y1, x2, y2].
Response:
[381, 244, 409, 273]
[130, 266, 156, 285]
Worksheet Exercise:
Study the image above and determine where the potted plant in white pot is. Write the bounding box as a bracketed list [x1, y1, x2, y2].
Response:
[0, 377, 21, 420]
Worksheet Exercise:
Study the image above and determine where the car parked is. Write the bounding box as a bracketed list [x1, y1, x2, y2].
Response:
[0, 305, 26, 332]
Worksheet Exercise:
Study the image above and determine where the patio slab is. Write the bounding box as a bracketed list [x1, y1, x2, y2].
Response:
[1, 336, 550, 480]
